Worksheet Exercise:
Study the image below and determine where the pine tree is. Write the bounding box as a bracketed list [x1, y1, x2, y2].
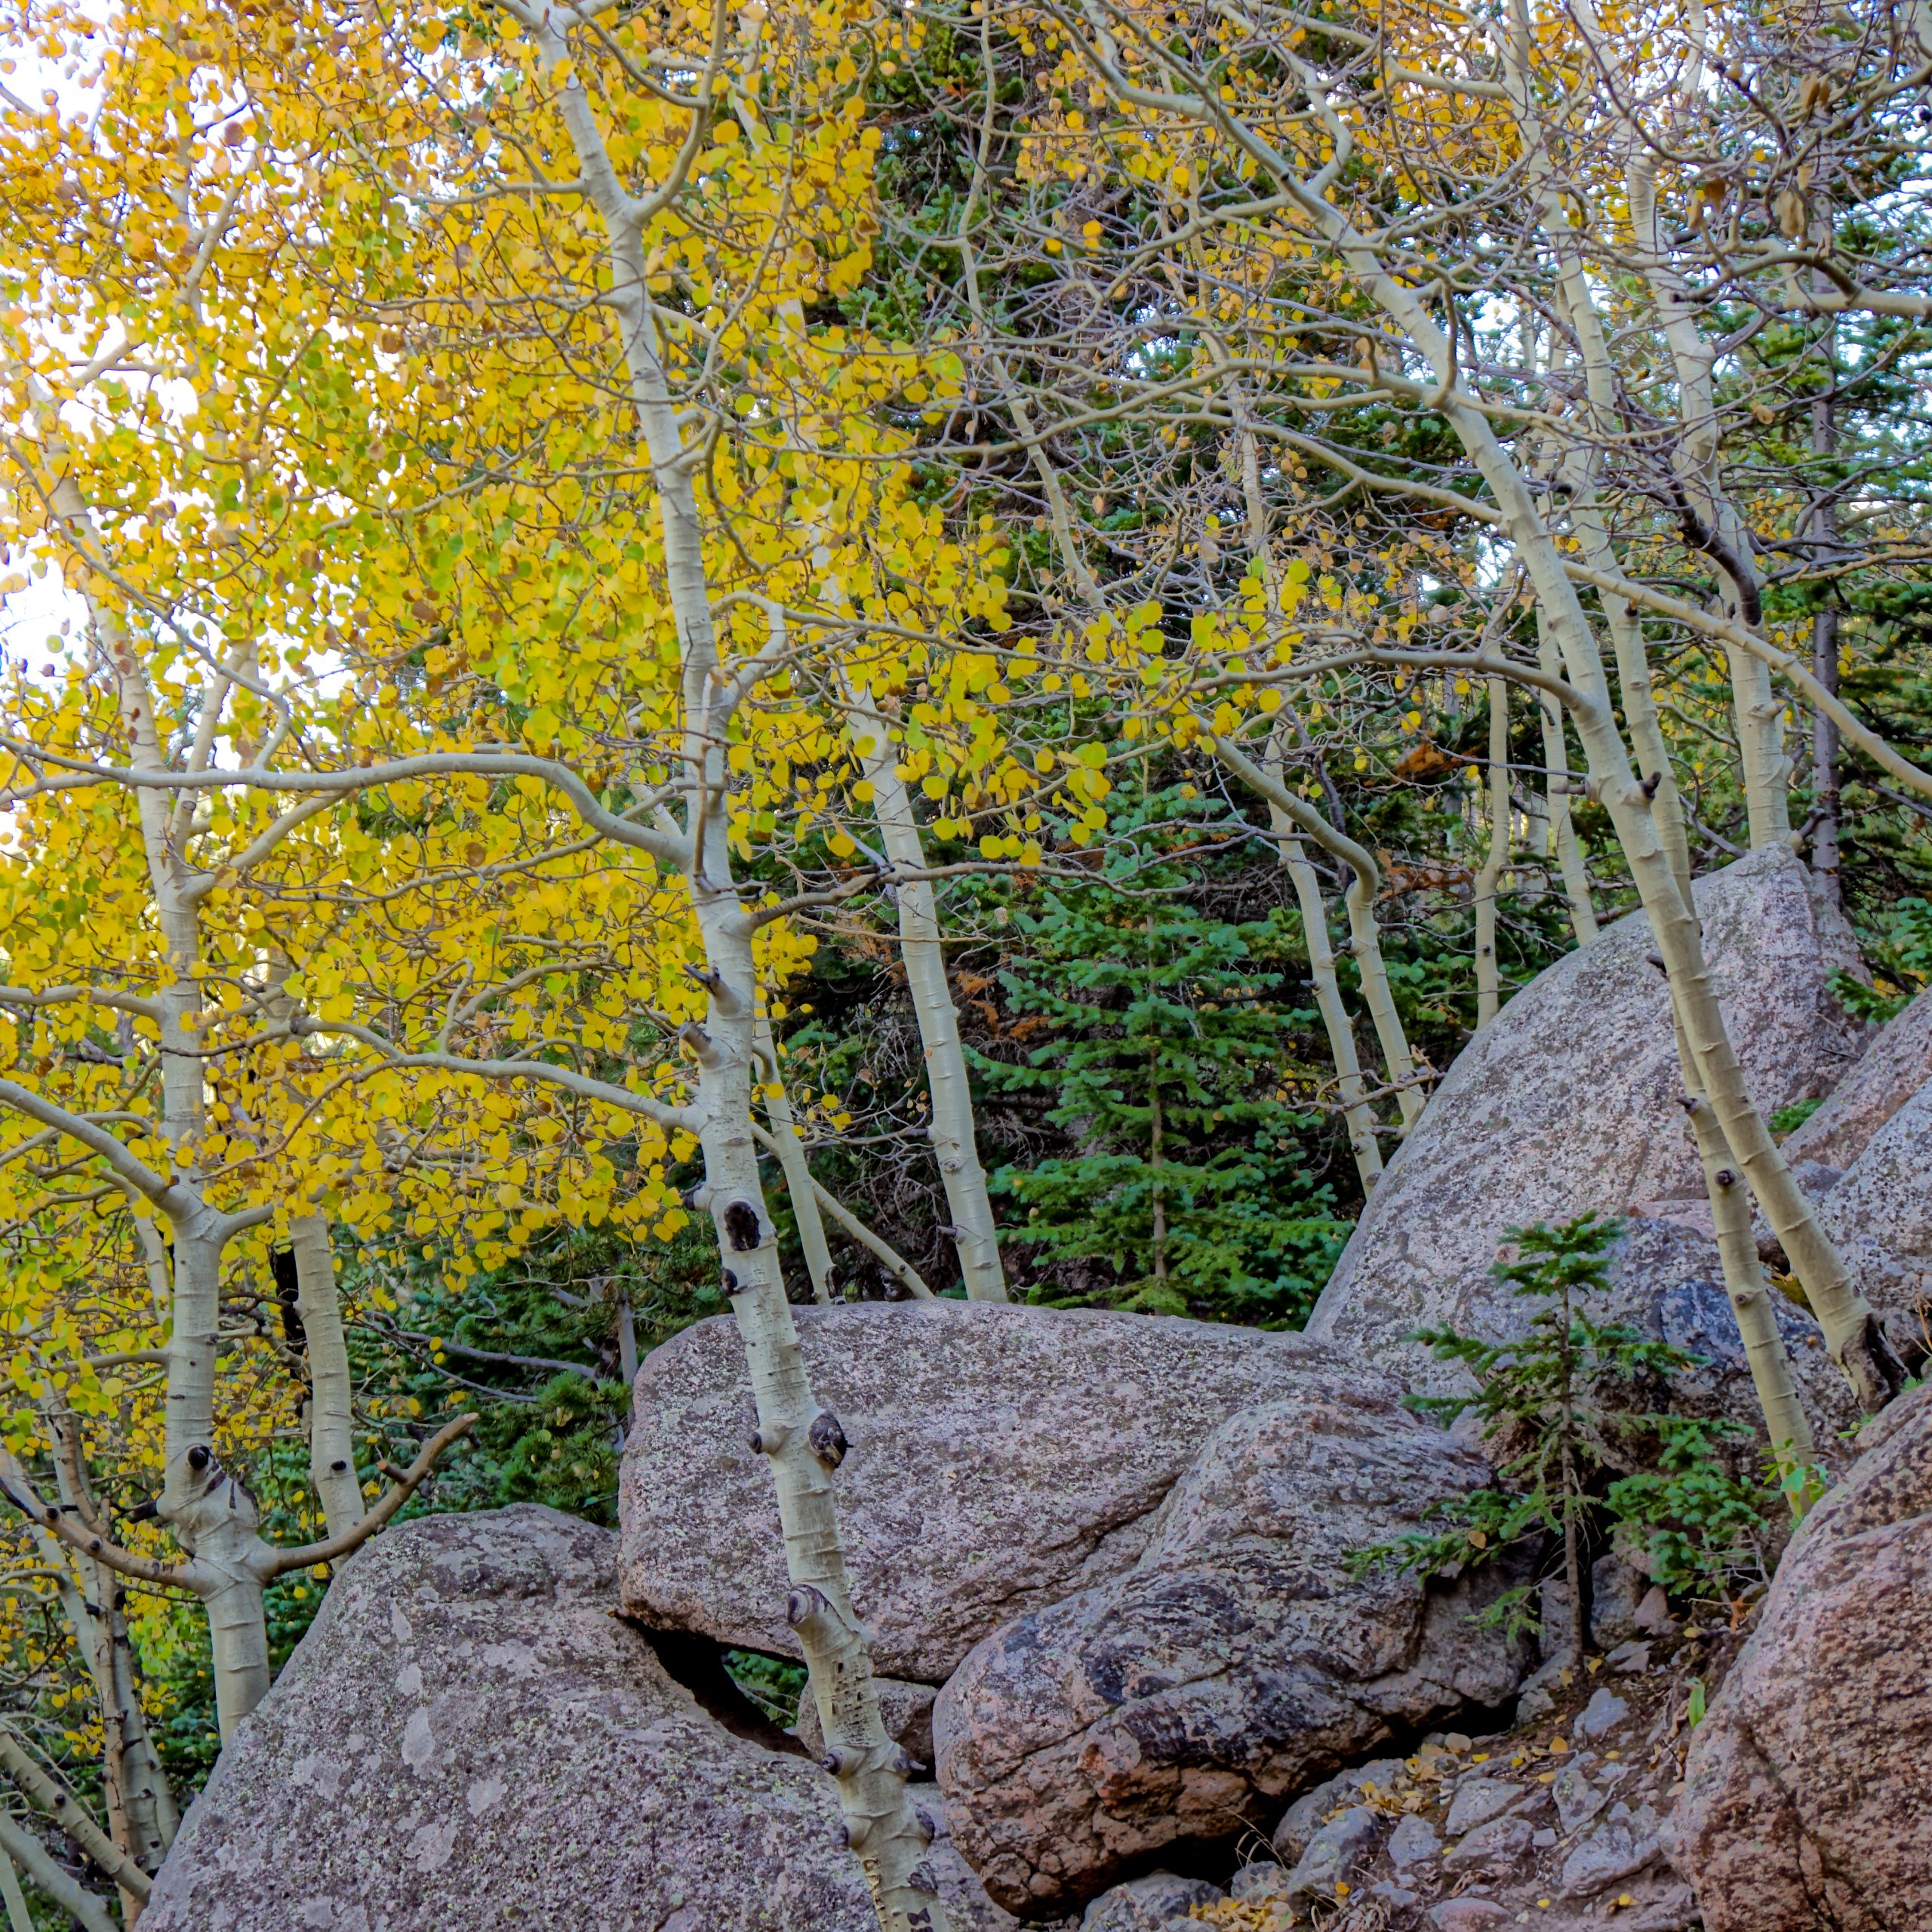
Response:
[1358, 1217, 1778, 1657]
[970, 792, 1349, 1324]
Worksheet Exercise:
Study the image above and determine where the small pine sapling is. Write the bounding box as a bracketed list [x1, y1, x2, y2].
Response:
[1356, 1216, 1773, 1656]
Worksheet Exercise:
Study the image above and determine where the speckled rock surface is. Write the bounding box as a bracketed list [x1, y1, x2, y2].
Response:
[1677, 1387, 1932, 1932]
[1330, 1213, 1860, 1466]
[1574, 1217, 1855, 1464]
[1783, 987, 1930, 1171]
[1306, 846, 1866, 1401]
[1814, 1075, 1932, 1364]
[620, 1301, 1347, 1683]
[140, 1506, 1029, 1932]
[932, 1375, 1529, 1916]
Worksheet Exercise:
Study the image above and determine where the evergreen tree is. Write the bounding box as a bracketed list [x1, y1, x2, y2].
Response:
[969, 791, 1350, 1324]
[1358, 1217, 1777, 1658]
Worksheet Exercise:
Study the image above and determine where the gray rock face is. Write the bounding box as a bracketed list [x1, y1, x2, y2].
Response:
[1576, 1688, 1629, 1740]
[141, 1506, 1026, 1932]
[1783, 987, 1930, 1170]
[1815, 1075, 1932, 1364]
[1589, 1555, 1646, 1646]
[1676, 1386, 1932, 1931]
[1623, 1234, 1859, 1455]
[1443, 1814, 1534, 1874]
[1553, 1762, 1609, 1835]
[1308, 847, 1866, 1399]
[1078, 1872, 1223, 1931]
[1561, 1804, 1663, 1897]
[1388, 1814, 1442, 1870]
[620, 1301, 1346, 1684]
[933, 1374, 1528, 1916]
[1284, 1806, 1382, 1904]
[1272, 1759, 1404, 1861]
[1444, 1778, 1521, 1838]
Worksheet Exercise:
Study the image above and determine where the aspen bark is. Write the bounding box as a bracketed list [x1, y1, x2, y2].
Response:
[1214, 737, 1428, 1131]
[690, 903, 944, 1928]
[0, 1815, 115, 1932]
[530, 20, 949, 1920]
[1809, 384, 1844, 910]
[1269, 820, 1383, 1192]
[1438, 404, 1898, 1408]
[0, 1844, 31, 1932]
[1217, 83, 1899, 1401]
[1669, 1023, 1820, 1510]
[0, 1726, 152, 1907]
[753, 1015, 836, 1303]
[288, 1212, 364, 1538]
[843, 685, 1006, 1301]
[1532, 623, 1598, 945]
[42, 1416, 175, 1877]
[57, 495, 285, 1684]
[1611, 33, 1788, 844]
[1473, 676, 1510, 1028]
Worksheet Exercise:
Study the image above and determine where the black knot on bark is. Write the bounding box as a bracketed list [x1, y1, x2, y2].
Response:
[721, 1267, 740, 1295]
[186, 1444, 212, 1472]
[785, 1583, 828, 1630]
[1715, 1168, 1738, 1189]
[808, 1411, 849, 1469]
[722, 1198, 763, 1252]
[1639, 770, 1663, 799]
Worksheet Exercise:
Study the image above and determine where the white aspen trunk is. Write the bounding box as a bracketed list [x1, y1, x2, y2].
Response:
[1393, 54, 1889, 1396]
[1621, 122, 1789, 844]
[0, 1844, 31, 1932]
[533, 29, 951, 1921]
[843, 685, 1006, 1302]
[1214, 737, 1429, 1131]
[100, 1588, 176, 1866]
[1809, 383, 1843, 910]
[1473, 675, 1510, 1028]
[754, 1014, 836, 1303]
[0, 1816, 115, 1932]
[616, 1299, 640, 1383]
[1243, 419, 1383, 1188]
[1431, 388, 1899, 1410]
[691, 901, 945, 1927]
[1236, 94, 1897, 1398]
[0, 1727, 152, 1910]
[288, 1212, 364, 1538]
[1567, 489, 1696, 911]
[1532, 625, 1598, 943]
[41, 1419, 172, 1890]
[1340, 861, 1426, 1132]
[22, 1518, 174, 1873]
[1271, 822, 1383, 1191]
[1496, 17, 1706, 896]
[1669, 1022, 1819, 1506]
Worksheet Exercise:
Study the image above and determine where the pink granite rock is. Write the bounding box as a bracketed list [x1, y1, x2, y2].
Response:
[934, 1377, 1527, 1915]
[1676, 1387, 1932, 1931]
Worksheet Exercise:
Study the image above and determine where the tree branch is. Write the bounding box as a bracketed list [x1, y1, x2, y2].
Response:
[271, 1413, 478, 1574]
[0, 1726, 150, 1903]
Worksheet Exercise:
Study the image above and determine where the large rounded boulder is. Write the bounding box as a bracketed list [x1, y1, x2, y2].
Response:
[141, 1506, 1028, 1932]
[1676, 1388, 1932, 1930]
[1814, 1074, 1932, 1367]
[620, 1300, 1347, 1684]
[1307, 845, 1866, 1404]
[932, 1374, 1529, 1916]
[1782, 986, 1931, 1171]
